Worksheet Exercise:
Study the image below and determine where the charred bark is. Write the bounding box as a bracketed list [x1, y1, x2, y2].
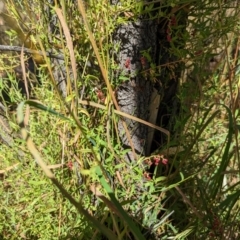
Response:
[112, 2, 188, 161]
[113, 18, 156, 161]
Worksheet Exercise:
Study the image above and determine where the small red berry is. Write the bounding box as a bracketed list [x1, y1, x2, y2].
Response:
[67, 161, 73, 170]
[162, 158, 168, 165]
[96, 89, 105, 103]
[124, 58, 131, 69]
[153, 156, 161, 166]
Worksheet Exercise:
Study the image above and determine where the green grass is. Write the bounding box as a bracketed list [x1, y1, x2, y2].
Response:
[0, 0, 239, 239]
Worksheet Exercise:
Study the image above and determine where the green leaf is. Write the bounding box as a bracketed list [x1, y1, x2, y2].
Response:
[25, 100, 70, 120]
[95, 166, 145, 240]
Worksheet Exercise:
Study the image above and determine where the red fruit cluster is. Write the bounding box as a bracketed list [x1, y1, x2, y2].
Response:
[143, 155, 168, 180]
[152, 155, 168, 166]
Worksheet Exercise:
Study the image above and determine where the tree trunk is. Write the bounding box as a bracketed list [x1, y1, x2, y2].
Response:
[113, 18, 156, 161]
[112, 2, 188, 161]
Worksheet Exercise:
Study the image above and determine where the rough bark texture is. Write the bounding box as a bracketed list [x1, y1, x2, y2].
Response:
[113, 18, 156, 161]
[112, 2, 188, 161]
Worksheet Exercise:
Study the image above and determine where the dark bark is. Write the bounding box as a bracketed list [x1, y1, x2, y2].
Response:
[112, 2, 188, 161]
[113, 18, 156, 161]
